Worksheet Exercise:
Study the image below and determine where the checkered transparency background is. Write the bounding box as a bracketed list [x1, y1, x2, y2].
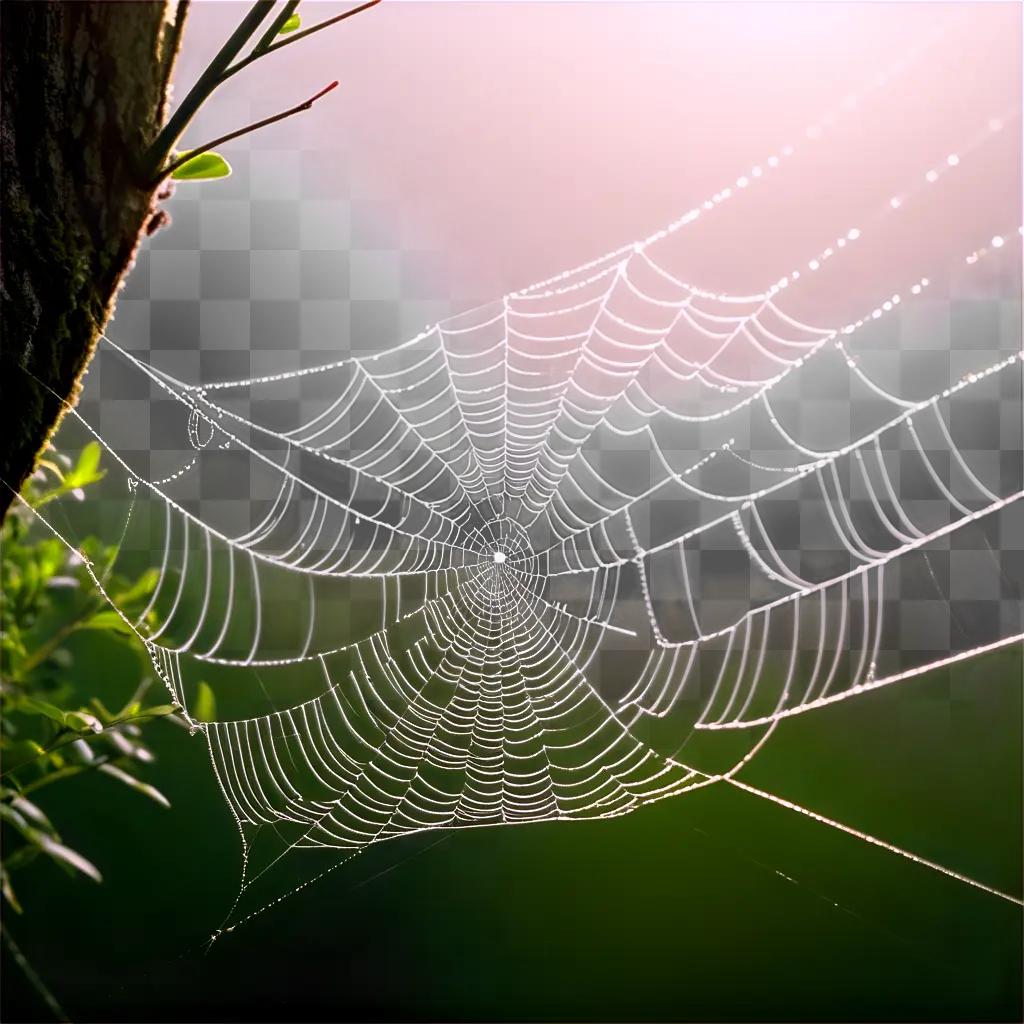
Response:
[83, 117, 463, 513]
[68, 0, 1022, 711]
[73, 160, 1024, 698]
[115, 141, 456, 381]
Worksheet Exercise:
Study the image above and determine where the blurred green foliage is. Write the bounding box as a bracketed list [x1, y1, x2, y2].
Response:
[1, 444, 178, 917]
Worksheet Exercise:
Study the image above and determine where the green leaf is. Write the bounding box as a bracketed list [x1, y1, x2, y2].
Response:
[278, 12, 301, 34]
[9, 796, 54, 834]
[76, 442, 101, 478]
[1, 867, 23, 914]
[194, 681, 217, 723]
[144, 704, 180, 719]
[35, 539, 66, 581]
[171, 151, 232, 182]
[0, 740, 47, 772]
[2, 845, 41, 872]
[89, 697, 115, 721]
[78, 609, 134, 636]
[18, 697, 67, 725]
[35, 458, 66, 484]
[113, 704, 178, 725]
[66, 442, 104, 488]
[98, 764, 170, 809]
[0, 802, 31, 836]
[63, 710, 103, 734]
[112, 568, 159, 607]
[35, 833, 102, 883]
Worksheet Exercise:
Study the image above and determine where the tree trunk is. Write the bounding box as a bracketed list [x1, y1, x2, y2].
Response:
[1, 1, 186, 518]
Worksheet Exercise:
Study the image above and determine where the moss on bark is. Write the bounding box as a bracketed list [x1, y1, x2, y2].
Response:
[1, 1, 186, 518]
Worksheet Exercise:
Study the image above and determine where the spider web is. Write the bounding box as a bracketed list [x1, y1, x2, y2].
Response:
[24, 92, 1023, 935]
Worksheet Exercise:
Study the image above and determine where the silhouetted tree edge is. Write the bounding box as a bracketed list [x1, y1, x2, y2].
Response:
[0, 0, 379, 520]
[1, 2, 188, 520]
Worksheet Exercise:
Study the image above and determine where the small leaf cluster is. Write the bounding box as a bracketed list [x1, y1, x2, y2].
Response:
[1, 446, 178, 914]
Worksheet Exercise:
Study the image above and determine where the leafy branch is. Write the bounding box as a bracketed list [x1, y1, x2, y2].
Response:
[146, 0, 381, 185]
[160, 80, 338, 182]
[1, 446, 178, 916]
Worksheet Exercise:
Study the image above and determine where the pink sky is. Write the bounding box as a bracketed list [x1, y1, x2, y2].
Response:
[174, 2, 1022, 311]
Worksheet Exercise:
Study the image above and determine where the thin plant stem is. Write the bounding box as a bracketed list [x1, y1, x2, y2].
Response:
[154, 81, 339, 185]
[221, 0, 382, 83]
[251, 0, 301, 55]
[18, 596, 102, 675]
[1, 924, 70, 1023]
[0, 710, 181, 784]
[143, 0, 276, 178]
[145, 0, 382, 183]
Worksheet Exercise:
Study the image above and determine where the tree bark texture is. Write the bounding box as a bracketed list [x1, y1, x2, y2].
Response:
[1, 1, 186, 518]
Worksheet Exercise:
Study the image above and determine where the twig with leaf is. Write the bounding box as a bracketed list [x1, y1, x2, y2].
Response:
[146, 0, 381, 185]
